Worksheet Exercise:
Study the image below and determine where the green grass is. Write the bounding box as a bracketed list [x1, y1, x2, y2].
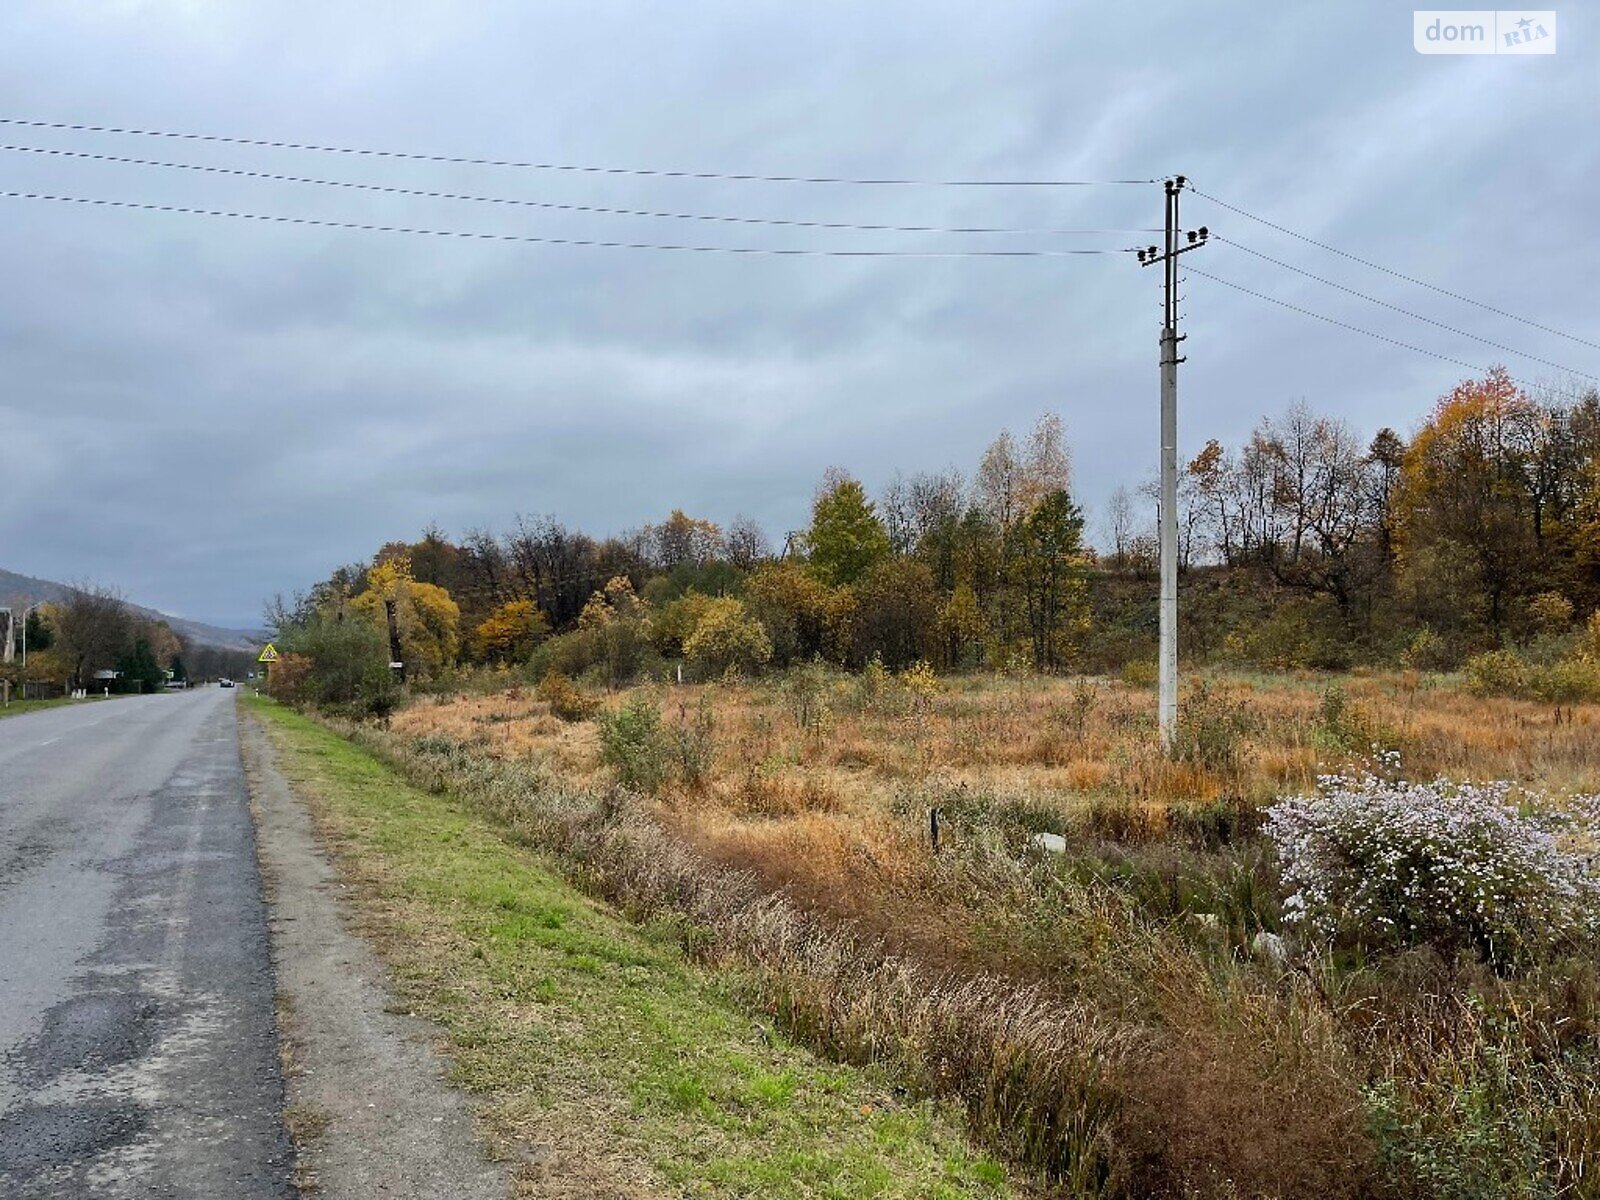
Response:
[0, 694, 107, 720]
[249, 697, 1021, 1199]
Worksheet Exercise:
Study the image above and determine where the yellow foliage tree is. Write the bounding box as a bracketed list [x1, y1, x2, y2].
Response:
[683, 597, 772, 676]
[1392, 369, 1543, 632]
[351, 555, 461, 676]
[471, 599, 548, 664]
[745, 561, 853, 665]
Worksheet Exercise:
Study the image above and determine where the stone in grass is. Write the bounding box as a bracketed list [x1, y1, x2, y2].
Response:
[1031, 832, 1068, 854]
[1251, 930, 1290, 966]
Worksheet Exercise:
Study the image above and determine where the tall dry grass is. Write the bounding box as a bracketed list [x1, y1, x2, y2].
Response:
[338, 719, 1400, 1196]
[353, 671, 1600, 1196]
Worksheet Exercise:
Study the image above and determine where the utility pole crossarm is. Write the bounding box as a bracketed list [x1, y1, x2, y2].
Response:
[1135, 177, 1209, 750]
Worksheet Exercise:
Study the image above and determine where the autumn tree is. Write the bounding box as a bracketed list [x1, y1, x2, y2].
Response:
[572, 575, 652, 688]
[852, 558, 940, 669]
[938, 582, 988, 669]
[471, 599, 548, 664]
[53, 585, 132, 691]
[976, 429, 1023, 532]
[725, 515, 770, 570]
[1393, 369, 1545, 634]
[645, 510, 724, 570]
[351, 556, 462, 676]
[1009, 491, 1090, 670]
[682, 597, 772, 676]
[745, 561, 849, 666]
[1101, 484, 1138, 570]
[805, 470, 890, 587]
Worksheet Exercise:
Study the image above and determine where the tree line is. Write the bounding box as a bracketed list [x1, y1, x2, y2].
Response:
[269, 369, 1600, 709]
[4, 585, 257, 694]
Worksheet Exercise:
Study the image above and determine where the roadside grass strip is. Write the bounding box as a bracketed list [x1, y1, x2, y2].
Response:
[0, 695, 107, 720]
[249, 698, 1019, 1199]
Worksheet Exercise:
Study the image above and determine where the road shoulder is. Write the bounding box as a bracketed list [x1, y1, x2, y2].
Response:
[242, 697, 1023, 1200]
[239, 710, 510, 1200]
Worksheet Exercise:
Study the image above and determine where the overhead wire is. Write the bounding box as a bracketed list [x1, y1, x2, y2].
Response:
[5, 120, 1590, 381]
[1213, 235, 1597, 382]
[0, 117, 1158, 187]
[0, 143, 1159, 237]
[0, 189, 1132, 257]
[1189, 184, 1600, 353]
[1184, 264, 1546, 388]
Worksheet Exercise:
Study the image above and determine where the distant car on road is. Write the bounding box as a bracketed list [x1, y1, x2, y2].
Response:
[219, 678, 235, 688]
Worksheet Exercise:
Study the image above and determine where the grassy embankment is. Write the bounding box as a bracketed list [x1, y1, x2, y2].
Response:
[247, 695, 1024, 1200]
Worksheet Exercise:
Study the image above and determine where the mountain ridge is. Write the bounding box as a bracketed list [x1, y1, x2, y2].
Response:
[0, 566, 263, 653]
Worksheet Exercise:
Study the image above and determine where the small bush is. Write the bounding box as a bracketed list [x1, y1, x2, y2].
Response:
[1051, 676, 1098, 743]
[596, 693, 671, 793]
[1121, 659, 1158, 688]
[1400, 627, 1454, 672]
[1528, 590, 1576, 636]
[537, 670, 600, 723]
[1464, 647, 1600, 703]
[1527, 656, 1600, 704]
[899, 660, 939, 714]
[1316, 684, 1390, 753]
[1170, 681, 1255, 773]
[1168, 794, 1265, 851]
[670, 693, 717, 788]
[682, 596, 773, 677]
[1266, 772, 1600, 969]
[783, 659, 837, 734]
[853, 654, 892, 711]
[1464, 649, 1530, 698]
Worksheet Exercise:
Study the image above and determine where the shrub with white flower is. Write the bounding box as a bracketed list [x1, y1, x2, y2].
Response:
[1265, 771, 1600, 969]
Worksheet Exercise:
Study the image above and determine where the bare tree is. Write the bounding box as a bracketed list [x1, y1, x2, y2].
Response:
[879, 472, 916, 556]
[976, 429, 1023, 531]
[54, 584, 131, 691]
[725, 515, 770, 570]
[1101, 484, 1137, 568]
[1020, 412, 1071, 512]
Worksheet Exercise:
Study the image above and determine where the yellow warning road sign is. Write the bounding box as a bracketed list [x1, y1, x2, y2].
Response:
[258, 643, 280, 664]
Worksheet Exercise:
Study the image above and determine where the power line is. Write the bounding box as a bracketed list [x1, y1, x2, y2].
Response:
[0, 143, 1160, 238]
[1215, 236, 1597, 383]
[0, 189, 1128, 257]
[1185, 265, 1543, 386]
[0, 117, 1158, 188]
[1190, 185, 1600, 354]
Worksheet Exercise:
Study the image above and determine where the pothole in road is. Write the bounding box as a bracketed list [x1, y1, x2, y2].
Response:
[0, 1097, 148, 1184]
[20, 988, 171, 1086]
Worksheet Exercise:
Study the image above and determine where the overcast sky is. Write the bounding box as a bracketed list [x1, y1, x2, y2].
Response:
[1, 2, 1594, 628]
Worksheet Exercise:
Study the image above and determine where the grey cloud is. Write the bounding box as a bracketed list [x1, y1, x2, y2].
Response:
[1, 0, 1594, 626]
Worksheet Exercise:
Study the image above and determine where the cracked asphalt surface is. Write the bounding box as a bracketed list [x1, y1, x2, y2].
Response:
[0, 689, 294, 1198]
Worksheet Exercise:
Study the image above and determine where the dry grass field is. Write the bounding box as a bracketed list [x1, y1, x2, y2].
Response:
[371, 669, 1600, 1196]
[393, 670, 1600, 965]
[396, 668, 1600, 800]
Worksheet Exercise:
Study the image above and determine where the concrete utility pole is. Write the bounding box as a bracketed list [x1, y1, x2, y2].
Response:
[20, 602, 42, 671]
[1137, 178, 1208, 749]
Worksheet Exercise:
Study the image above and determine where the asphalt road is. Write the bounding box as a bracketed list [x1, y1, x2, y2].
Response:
[0, 689, 294, 1198]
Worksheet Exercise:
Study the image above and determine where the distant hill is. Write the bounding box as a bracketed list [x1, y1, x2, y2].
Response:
[0, 567, 263, 653]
